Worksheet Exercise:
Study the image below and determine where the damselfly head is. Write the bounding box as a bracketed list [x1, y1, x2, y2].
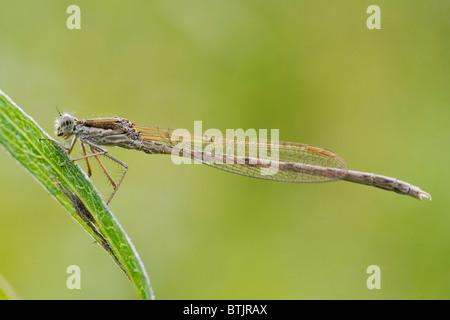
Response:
[55, 113, 76, 139]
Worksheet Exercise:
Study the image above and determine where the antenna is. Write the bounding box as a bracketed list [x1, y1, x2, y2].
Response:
[55, 105, 62, 116]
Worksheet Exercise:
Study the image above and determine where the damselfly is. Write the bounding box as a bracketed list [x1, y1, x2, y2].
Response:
[43, 113, 431, 205]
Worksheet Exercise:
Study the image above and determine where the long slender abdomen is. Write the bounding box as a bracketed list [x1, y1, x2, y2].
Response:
[342, 170, 431, 200]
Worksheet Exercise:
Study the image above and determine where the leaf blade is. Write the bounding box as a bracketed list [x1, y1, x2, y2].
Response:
[0, 89, 154, 300]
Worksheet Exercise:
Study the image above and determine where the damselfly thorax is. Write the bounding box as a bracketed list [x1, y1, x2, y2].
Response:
[44, 113, 431, 206]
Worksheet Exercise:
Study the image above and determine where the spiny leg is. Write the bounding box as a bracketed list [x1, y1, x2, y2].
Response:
[89, 144, 117, 188]
[80, 141, 92, 177]
[40, 136, 78, 154]
[44, 137, 128, 206]
[81, 140, 128, 206]
[41, 136, 97, 177]
[60, 145, 109, 166]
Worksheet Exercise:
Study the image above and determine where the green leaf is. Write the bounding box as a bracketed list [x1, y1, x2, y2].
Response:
[0, 89, 154, 300]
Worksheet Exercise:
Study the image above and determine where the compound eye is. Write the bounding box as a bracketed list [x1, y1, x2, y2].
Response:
[55, 113, 75, 138]
[60, 114, 74, 133]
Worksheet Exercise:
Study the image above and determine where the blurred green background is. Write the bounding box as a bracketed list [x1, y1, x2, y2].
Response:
[0, 0, 448, 299]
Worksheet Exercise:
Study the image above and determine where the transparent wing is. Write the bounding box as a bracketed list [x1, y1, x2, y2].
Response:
[133, 125, 347, 183]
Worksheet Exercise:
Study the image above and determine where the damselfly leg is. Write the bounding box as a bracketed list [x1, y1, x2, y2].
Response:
[41, 137, 128, 206]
